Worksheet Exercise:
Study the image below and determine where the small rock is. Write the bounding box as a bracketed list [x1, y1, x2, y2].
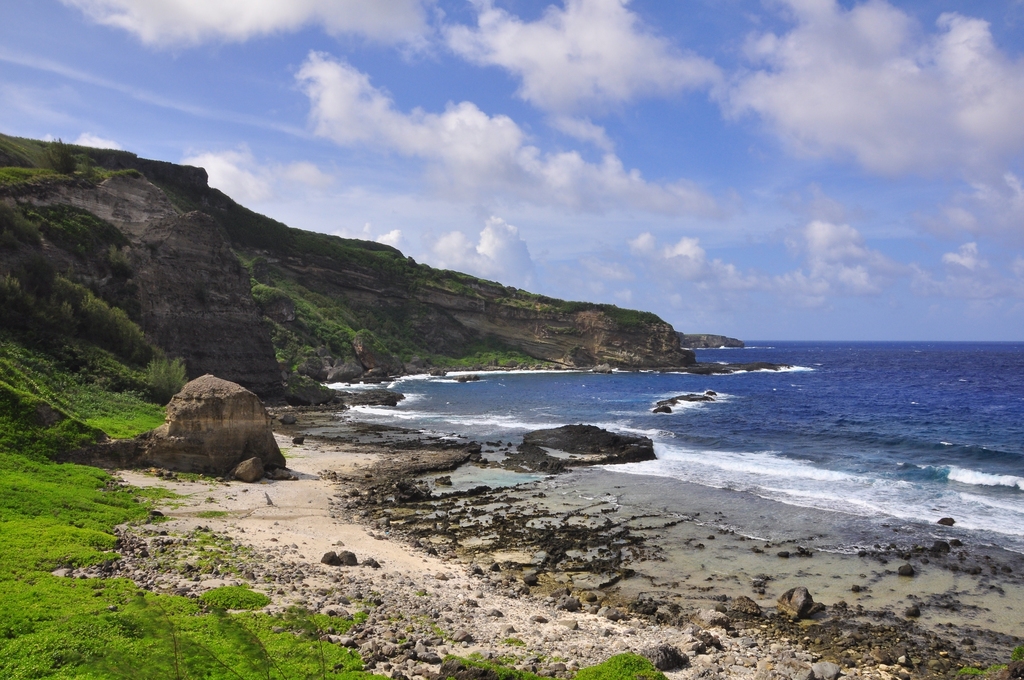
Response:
[321, 551, 343, 566]
[486, 609, 504, 617]
[558, 619, 579, 630]
[280, 414, 297, 425]
[232, 457, 264, 483]
[642, 644, 689, 671]
[904, 604, 921, 617]
[452, 630, 473, 643]
[362, 558, 380, 569]
[530, 615, 548, 623]
[937, 517, 955, 526]
[777, 587, 825, 619]
[731, 595, 762, 616]
[696, 608, 731, 629]
[813, 661, 843, 680]
[652, 405, 672, 414]
[898, 563, 915, 577]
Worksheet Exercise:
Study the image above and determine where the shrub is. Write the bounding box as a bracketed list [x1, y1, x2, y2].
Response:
[199, 586, 270, 611]
[107, 244, 132, 278]
[1012, 646, 1024, 662]
[43, 139, 77, 174]
[0, 203, 40, 248]
[146, 356, 187, 405]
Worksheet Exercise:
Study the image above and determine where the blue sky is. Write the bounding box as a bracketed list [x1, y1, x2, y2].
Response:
[2, 0, 1023, 340]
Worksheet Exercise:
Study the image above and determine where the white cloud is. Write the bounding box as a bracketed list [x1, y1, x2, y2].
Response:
[426, 216, 534, 288]
[912, 241, 1024, 299]
[280, 161, 333, 188]
[182, 147, 333, 204]
[942, 242, 984, 270]
[73, 132, 121, 149]
[725, 1, 1024, 174]
[793, 220, 902, 296]
[630, 232, 762, 291]
[296, 52, 718, 215]
[446, 0, 720, 114]
[548, 116, 614, 151]
[62, 0, 430, 46]
[630, 222, 902, 308]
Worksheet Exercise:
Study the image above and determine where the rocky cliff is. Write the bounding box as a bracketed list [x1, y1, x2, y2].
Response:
[2, 173, 282, 396]
[0, 134, 696, 395]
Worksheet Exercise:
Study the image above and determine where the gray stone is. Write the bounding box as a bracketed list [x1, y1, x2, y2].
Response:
[232, 457, 264, 483]
[642, 644, 689, 671]
[777, 587, 826, 619]
[695, 608, 731, 629]
[898, 563, 915, 577]
[812, 661, 842, 680]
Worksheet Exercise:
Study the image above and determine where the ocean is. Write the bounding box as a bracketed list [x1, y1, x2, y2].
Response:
[333, 342, 1024, 555]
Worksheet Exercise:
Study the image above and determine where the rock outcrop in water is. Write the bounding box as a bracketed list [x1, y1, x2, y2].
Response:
[677, 333, 745, 349]
[504, 425, 655, 472]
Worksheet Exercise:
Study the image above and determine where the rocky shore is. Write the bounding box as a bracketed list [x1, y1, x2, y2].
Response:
[70, 406, 1022, 680]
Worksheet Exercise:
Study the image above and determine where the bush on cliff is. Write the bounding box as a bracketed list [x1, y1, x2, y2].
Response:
[146, 355, 188, 405]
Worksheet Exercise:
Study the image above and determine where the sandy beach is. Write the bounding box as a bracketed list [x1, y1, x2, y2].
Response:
[84, 409, 1023, 680]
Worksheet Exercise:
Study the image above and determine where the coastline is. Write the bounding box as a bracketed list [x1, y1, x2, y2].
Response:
[84, 409, 1024, 679]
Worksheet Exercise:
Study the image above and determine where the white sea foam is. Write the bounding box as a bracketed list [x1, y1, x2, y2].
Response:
[948, 467, 1024, 490]
[607, 444, 1024, 540]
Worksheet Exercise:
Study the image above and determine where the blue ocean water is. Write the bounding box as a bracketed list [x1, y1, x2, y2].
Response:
[338, 342, 1024, 552]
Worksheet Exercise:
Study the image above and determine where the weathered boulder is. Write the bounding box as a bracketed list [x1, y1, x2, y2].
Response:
[592, 363, 613, 374]
[130, 375, 285, 475]
[777, 587, 826, 619]
[232, 457, 264, 483]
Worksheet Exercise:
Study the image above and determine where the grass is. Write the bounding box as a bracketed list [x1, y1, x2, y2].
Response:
[574, 653, 668, 680]
[196, 510, 229, 519]
[199, 585, 271, 611]
[0, 337, 162, 440]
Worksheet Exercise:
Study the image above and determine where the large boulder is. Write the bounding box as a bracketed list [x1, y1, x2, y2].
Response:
[136, 375, 285, 474]
[503, 424, 655, 472]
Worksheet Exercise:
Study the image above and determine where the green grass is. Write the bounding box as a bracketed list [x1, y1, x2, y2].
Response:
[0, 338, 162, 440]
[196, 510, 229, 519]
[1013, 646, 1024, 662]
[0, 166, 57, 186]
[574, 653, 668, 680]
[199, 585, 270, 611]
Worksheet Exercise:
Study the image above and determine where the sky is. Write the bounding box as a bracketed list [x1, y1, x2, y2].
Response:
[2, 0, 1024, 340]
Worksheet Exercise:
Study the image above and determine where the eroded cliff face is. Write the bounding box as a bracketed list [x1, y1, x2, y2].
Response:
[7, 176, 282, 395]
[265, 251, 695, 369]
